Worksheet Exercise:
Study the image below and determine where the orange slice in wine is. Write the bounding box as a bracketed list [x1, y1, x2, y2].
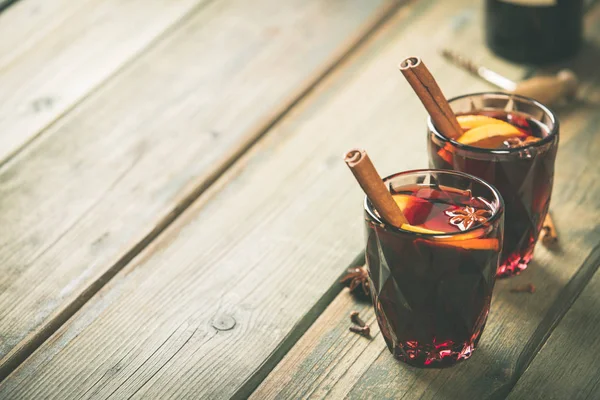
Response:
[401, 224, 444, 235]
[437, 146, 454, 164]
[457, 123, 522, 146]
[523, 136, 541, 144]
[444, 238, 500, 251]
[411, 234, 499, 250]
[393, 194, 410, 211]
[457, 115, 506, 131]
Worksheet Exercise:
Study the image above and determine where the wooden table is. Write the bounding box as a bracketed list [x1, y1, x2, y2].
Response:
[0, 0, 599, 398]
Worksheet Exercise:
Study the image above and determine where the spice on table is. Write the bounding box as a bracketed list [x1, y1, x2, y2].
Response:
[349, 311, 370, 337]
[340, 266, 370, 296]
[539, 213, 558, 246]
[510, 283, 536, 294]
[349, 325, 371, 337]
[350, 311, 366, 327]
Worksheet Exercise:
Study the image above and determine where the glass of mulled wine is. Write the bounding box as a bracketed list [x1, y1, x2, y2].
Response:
[428, 93, 558, 277]
[364, 169, 504, 367]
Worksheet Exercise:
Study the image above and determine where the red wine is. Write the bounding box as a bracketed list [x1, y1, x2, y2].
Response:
[485, 0, 583, 64]
[365, 182, 503, 366]
[429, 110, 557, 276]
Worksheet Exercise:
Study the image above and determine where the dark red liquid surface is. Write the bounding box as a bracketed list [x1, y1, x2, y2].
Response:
[391, 186, 490, 233]
[365, 185, 502, 367]
[429, 111, 557, 277]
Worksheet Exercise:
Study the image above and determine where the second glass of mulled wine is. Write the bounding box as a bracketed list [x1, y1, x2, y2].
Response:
[428, 93, 558, 277]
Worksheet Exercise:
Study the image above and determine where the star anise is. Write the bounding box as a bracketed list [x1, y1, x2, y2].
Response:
[503, 136, 541, 149]
[445, 206, 491, 231]
[503, 137, 524, 148]
[340, 266, 370, 296]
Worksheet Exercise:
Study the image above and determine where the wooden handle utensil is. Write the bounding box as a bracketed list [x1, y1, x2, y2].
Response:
[441, 49, 579, 106]
[513, 70, 578, 107]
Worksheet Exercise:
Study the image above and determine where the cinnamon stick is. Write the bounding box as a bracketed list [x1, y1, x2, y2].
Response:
[539, 213, 558, 245]
[398, 57, 463, 139]
[344, 149, 408, 227]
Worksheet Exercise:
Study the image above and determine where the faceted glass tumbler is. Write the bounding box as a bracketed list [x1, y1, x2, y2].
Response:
[364, 170, 504, 367]
[428, 93, 559, 277]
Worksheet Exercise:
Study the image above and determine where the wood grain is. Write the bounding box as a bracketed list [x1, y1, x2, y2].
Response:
[252, 2, 600, 400]
[0, 0, 211, 165]
[0, 0, 502, 398]
[252, 289, 389, 400]
[0, 0, 90, 66]
[0, 0, 395, 382]
[507, 246, 600, 400]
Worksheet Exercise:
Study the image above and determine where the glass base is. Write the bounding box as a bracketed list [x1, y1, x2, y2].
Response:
[387, 332, 484, 368]
[379, 313, 488, 368]
[391, 341, 474, 368]
[497, 251, 533, 278]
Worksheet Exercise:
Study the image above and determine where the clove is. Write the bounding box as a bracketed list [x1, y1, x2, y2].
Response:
[510, 283, 536, 294]
[350, 311, 366, 327]
[349, 325, 371, 337]
[349, 311, 370, 337]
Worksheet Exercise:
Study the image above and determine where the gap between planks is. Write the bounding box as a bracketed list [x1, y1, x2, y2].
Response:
[0, 0, 408, 383]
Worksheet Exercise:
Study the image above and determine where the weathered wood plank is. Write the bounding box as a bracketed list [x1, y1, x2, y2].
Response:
[0, 0, 396, 382]
[0, 0, 89, 65]
[0, 0, 504, 398]
[251, 2, 600, 399]
[0, 0, 211, 165]
[251, 289, 389, 400]
[507, 247, 600, 400]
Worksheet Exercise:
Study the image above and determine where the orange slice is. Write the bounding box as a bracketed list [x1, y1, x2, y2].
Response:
[400, 223, 499, 250]
[523, 136, 541, 144]
[437, 146, 454, 165]
[457, 123, 522, 146]
[392, 196, 443, 234]
[410, 232, 499, 250]
[457, 115, 506, 131]
[392, 194, 411, 211]
[401, 224, 444, 235]
[440, 238, 500, 251]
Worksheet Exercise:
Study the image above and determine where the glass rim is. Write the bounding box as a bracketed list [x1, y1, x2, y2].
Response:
[427, 92, 559, 155]
[364, 169, 505, 238]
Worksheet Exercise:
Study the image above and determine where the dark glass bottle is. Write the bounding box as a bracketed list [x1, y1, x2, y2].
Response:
[485, 0, 583, 64]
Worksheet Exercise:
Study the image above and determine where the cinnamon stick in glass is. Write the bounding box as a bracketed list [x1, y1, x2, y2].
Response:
[344, 149, 408, 227]
[540, 213, 558, 245]
[398, 56, 462, 139]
